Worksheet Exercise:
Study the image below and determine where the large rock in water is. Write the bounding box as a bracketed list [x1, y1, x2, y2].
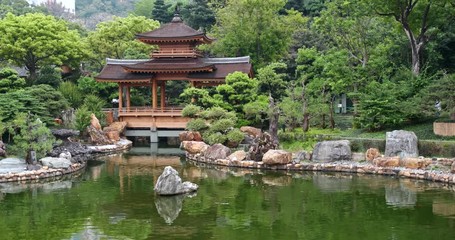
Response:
[179, 131, 203, 142]
[204, 143, 231, 161]
[262, 150, 292, 165]
[180, 141, 209, 154]
[385, 130, 418, 158]
[312, 140, 352, 162]
[154, 166, 198, 195]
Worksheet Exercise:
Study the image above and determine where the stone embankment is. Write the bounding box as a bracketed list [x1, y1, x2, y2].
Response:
[181, 128, 455, 185]
[0, 162, 85, 183]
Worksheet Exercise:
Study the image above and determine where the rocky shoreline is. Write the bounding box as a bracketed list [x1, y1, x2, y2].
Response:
[0, 139, 132, 183]
[185, 151, 455, 184]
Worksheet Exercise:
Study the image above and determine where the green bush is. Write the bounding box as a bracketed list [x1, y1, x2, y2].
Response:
[75, 106, 91, 132]
[8, 113, 57, 161]
[201, 106, 229, 120]
[182, 104, 201, 118]
[186, 118, 208, 131]
[59, 81, 84, 108]
[210, 119, 235, 133]
[205, 132, 228, 145]
[227, 129, 245, 143]
[82, 94, 107, 126]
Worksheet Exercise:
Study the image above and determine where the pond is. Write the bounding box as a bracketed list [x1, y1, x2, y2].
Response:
[0, 147, 455, 240]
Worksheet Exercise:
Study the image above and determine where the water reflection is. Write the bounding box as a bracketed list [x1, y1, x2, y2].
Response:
[312, 174, 353, 193]
[155, 193, 197, 224]
[385, 181, 417, 208]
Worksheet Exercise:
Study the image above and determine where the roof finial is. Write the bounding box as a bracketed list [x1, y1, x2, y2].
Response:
[171, 5, 183, 23]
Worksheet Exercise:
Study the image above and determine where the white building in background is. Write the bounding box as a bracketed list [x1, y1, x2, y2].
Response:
[27, 0, 76, 14]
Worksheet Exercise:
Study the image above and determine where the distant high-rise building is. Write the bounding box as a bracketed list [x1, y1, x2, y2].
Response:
[27, 0, 75, 14]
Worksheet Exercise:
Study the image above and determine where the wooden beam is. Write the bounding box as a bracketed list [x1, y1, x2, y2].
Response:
[118, 83, 123, 113]
[160, 81, 166, 110]
[152, 79, 157, 109]
[126, 86, 131, 110]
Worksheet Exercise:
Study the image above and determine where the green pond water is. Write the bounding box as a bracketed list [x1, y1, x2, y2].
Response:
[1, 147, 455, 240]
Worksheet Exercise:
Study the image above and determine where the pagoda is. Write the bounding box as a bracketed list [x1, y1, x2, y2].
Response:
[96, 14, 253, 132]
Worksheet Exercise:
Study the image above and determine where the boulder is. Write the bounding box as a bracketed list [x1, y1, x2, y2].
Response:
[58, 151, 72, 161]
[40, 157, 72, 169]
[262, 150, 292, 165]
[400, 158, 432, 169]
[180, 141, 209, 155]
[293, 151, 311, 163]
[0, 140, 6, 157]
[154, 166, 198, 195]
[104, 130, 120, 142]
[372, 156, 400, 167]
[90, 113, 102, 131]
[51, 129, 80, 140]
[365, 148, 381, 161]
[204, 144, 231, 161]
[451, 162, 455, 174]
[227, 150, 247, 162]
[385, 130, 418, 158]
[240, 126, 262, 138]
[0, 158, 26, 174]
[179, 131, 203, 142]
[312, 140, 352, 162]
[103, 121, 127, 135]
[87, 125, 112, 145]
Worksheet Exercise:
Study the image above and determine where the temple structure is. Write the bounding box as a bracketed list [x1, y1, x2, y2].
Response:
[96, 14, 252, 140]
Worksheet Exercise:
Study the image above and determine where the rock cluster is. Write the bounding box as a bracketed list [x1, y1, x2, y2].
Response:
[0, 162, 85, 183]
[103, 121, 127, 142]
[154, 166, 198, 195]
[49, 141, 93, 163]
[51, 129, 80, 140]
[247, 132, 278, 162]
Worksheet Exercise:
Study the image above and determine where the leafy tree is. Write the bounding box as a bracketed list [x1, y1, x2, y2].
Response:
[0, 0, 47, 18]
[257, 62, 288, 143]
[152, 0, 172, 23]
[8, 112, 56, 164]
[85, 15, 160, 70]
[210, 0, 306, 68]
[0, 13, 87, 84]
[420, 73, 455, 120]
[0, 67, 25, 93]
[284, 0, 327, 16]
[372, 0, 454, 75]
[214, 71, 258, 114]
[35, 66, 62, 88]
[133, 0, 154, 18]
[181, 0, 216, 31]
[77, 76, 117, 102]
[180, 87, 221, 108]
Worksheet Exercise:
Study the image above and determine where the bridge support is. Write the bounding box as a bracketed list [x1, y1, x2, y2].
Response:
[125, 128, 182, 143]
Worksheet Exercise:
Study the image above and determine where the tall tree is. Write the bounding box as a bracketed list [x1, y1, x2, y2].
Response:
[152, 0, 172, 23]
[0, 13, 87, 84]
[211, 0, 306, 68]
[257, 62, 288, 143]
[373, 0, 453, 75]
[181, 0, 216, 31]
[85, 15, 160, 70]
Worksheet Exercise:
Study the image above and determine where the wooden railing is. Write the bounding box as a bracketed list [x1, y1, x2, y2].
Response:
[151, 49, 202, 58]
[103, 106, 184, 116]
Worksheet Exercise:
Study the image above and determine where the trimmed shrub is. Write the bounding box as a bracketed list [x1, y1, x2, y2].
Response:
[186, 118, 208, 131]
[182, 104, 201, 118]
[227, 129, 245, 143]
[205, 132, 228, 145]
[210, 119, 235, 133]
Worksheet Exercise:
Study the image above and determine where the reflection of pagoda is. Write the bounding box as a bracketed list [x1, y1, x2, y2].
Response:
[96, 15, 253, 132]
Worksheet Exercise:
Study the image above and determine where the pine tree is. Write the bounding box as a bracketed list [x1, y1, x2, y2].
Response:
[151, 0, 172, 23]
[181, 0, 215, 31]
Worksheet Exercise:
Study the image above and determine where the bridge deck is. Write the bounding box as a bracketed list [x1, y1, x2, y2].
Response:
[105, 107, 189, 129]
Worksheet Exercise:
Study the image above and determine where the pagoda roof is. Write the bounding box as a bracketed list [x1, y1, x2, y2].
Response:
[96, 57, 252, 82]
[136, 15, 213, 44]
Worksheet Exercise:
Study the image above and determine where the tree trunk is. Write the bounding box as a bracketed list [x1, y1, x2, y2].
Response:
[268, 94, 279, 145]
[302, 113, 310, 132]
[321, 114, 326, 129]
[329, 97, 335, 129]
